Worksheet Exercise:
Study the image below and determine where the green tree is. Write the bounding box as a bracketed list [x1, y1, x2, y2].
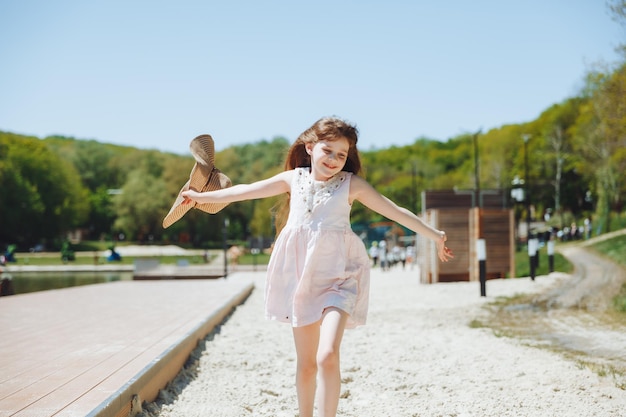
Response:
[87, 186, 117, 240]
[0, 133, 89, 247]
[113, 167, 170, 241]
[530, 99, 589, 226]
[71, 140, 117, 191]
[573, 64, 626, 232]
[214, 137, 289, 241]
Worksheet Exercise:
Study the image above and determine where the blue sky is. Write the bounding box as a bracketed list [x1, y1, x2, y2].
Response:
[0, 1, 622, 154]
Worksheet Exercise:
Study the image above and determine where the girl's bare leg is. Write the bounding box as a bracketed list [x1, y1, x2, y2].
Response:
[292, 322, 320, 417]
[316, 307, 348, 417]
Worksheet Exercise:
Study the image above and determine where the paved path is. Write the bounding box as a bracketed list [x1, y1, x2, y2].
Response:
[0, 274, 256, 417]
[545, 244, 626, 310]
[137, 266, 626, 417]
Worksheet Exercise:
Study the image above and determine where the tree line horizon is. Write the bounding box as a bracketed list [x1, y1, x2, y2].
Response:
[2, 0, 626, 251]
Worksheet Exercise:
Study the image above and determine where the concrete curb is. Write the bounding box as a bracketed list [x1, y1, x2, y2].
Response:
[87, 281, 255, 417]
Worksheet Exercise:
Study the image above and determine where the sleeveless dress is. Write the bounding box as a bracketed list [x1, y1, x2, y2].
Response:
[265, 167, 371, 329]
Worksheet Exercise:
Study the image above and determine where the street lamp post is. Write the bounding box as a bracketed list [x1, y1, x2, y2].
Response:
[511, 175, 525, 248]
[522, 134, 538, 280]
[223, 217, 229, 278]
[522, 134, 531, 241]
[473, 129, 482, 208]
[528, 237, 537, 281]
[477, 238, 487, 296]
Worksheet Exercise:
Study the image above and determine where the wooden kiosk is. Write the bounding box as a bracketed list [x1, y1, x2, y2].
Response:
[418, 190, 515, 283]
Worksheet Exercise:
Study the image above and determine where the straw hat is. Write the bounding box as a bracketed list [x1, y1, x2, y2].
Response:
[162, 134, 232, 228]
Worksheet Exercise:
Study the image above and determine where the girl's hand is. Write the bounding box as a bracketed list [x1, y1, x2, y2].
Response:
[181, 190, 198, 205]
[436, 232, 454, 263]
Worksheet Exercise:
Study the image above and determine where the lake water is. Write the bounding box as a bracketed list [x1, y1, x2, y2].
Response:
[1, 271, 134, 295]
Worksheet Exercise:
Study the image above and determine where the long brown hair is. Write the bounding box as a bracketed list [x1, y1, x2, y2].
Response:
[275, 117, 362, 234]
[283, 116, 362, 174]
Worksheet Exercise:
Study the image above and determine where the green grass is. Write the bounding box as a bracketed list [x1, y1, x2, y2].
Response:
[514, 243, 573, 278]
[587, 233, 626, 268]
[10, 252, 271, 268]
[13, 253, 211, 266]
[613, 284, 626, 313]
[8, 240, 272, 267]
[587, 232, 626, 313]
[237, 253, 271, 265]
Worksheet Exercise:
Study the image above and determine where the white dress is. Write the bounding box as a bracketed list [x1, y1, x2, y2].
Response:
[265, 168, 371, 328]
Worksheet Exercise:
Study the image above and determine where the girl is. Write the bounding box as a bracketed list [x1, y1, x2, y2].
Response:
[182, 116, 453, 417]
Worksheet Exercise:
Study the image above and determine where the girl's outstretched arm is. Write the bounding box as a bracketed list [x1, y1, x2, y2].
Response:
[350, 175, 453, 262]
[182, 170, 292, 205]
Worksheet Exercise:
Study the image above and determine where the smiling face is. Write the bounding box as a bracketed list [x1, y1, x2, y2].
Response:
[306, 137, 350, 181]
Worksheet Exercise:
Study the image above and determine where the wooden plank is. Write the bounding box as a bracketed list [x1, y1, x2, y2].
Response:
[0, 275, 256, 417]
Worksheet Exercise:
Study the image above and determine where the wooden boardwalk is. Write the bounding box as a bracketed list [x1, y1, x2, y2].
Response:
[0, 273, 259, 417]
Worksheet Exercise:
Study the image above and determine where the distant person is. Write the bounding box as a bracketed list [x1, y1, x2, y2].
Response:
[584, 217, 592, 240]
[368, 241, 379, 266]
[107, 245, 122, 262]
[182, 116, 453, 417]
[398, 246, 406, 270]
[4, 244, 17, 263]
[379, 240, 388, 270]
[227, 245, 243, 265]
[379, 245, 388, 271]
[406, 244, 416, 269]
